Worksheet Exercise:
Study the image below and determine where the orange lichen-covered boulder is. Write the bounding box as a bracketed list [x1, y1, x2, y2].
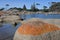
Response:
[14, 18, 60, 40]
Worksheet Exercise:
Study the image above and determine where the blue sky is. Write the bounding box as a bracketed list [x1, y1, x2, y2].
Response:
[0, 0, 60, 9]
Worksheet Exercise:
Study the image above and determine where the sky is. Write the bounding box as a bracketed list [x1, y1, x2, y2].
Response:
[0, 0, 60, 9]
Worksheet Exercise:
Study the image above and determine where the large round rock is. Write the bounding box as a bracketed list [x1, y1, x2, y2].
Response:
[14, 18, 60, 40]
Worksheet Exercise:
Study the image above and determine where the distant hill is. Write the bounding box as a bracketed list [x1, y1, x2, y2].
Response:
[49, 2, 60, 12]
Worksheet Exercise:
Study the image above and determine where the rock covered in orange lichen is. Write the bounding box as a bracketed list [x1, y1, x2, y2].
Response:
[14, 18, 60, 40]
[17, 23, 60, 36]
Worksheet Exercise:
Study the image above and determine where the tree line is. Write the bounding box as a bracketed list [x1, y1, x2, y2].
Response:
[0, 2, 60, 12]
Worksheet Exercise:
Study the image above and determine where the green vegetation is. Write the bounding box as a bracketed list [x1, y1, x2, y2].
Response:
[0, 2, 60, 12]
[23, 4, 27, 10]
[8, 7, 23, 11]
[49, 2, 60, 12]
[0, 8, 4, 11]
[43, 6, 48, 12]
[30, 3, 39, 12]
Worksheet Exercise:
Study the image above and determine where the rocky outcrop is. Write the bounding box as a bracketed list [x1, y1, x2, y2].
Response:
[14, 18, 60, 40]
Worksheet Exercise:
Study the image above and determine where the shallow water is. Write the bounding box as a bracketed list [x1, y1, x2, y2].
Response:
[20, 14, 60, 19]
[0, 14, 60, 40]
[0, 23, 21, 40]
